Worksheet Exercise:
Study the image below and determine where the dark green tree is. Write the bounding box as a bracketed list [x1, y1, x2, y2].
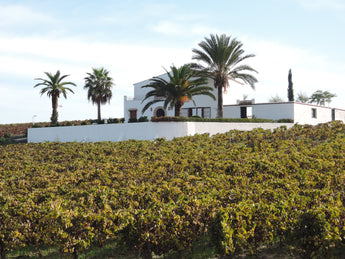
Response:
[192, 34, 258, 118]
[84, 68, 114, 122]
[34, 71, 76, 125]
[141, 64, 215, 117]
[309, 90, 336, 106]
[288, 69, 294, 101]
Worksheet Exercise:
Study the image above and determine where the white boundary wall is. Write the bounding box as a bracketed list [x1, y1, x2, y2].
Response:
[28, 122, 293, 143]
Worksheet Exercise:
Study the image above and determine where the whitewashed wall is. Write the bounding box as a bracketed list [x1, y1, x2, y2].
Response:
[334, 108, 345, 121]
[189, 122, 293, 136]
[223, 103, 294, 120]
[253, 102, 295, 120]
[293, 103, 345, 125]
[293, 103, 332, 125]
[124, 96, 176, 122]
[28, 122, 294, 143]
[223, 102, 345, 125]
[223, 105, 242, 118]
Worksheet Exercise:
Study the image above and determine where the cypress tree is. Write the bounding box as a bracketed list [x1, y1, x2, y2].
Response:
[288, 69, 294, 101]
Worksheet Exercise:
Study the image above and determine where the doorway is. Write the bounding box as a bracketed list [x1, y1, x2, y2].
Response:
[156, 108, 165, 117]
[240, 107, 247, 118]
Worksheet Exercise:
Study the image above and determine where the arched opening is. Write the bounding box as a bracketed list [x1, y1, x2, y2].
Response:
[156, 108, 165, 117]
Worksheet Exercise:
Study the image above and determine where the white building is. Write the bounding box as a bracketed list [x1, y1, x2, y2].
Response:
[224, 102, 345, 125]
[124, 73, 345, 125]
[124, 73, 219, 121]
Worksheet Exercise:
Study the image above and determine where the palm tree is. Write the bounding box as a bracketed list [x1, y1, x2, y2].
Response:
[192, 34, 258, 118]
[34, 70, 76, 125]
[84, 68, 114, 122]
[142, 64, 215, 117]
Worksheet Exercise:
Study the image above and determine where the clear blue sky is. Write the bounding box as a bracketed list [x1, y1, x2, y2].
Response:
[1, 0, 344, 123]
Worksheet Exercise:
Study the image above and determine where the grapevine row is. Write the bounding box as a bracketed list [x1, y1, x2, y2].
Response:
[1, 121, 345, 258]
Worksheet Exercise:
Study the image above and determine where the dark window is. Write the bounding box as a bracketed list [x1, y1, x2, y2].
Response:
[129, 110, 137, 119]
[181, 107, 211, 118]
[188, 108, 192, 117]
[312, 108, 317, 118]
[332, 109, 335, 121]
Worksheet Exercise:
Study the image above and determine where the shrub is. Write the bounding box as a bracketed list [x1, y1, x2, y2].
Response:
[151, 116, 275, 123]
[46, 123, 59, 127]
[107, 118, 124, 124]
[82, 120, 93, 125]
[277, 118, 294, 123]
[128, 118, 138, 123]
[138, 116, 149, 122]
[108, 118, 119, 124]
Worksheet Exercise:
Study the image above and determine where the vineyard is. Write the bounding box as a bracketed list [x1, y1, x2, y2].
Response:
[0, 119, 124, 138]
[1, 121, 345, 258]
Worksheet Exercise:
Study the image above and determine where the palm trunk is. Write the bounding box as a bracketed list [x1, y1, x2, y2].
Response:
[51, 94, 58, 124]
[217, 85, 223, 118]
[97, 101, 101, 122]
[174, 102, 182, 117]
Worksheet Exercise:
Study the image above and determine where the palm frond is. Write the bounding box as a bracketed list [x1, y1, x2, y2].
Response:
[141, 64, 215, 115]
[142, 99, 163, 114]
[192, 34, 258, 117]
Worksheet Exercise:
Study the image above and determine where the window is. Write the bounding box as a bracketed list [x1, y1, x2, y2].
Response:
[312, 108, 317, 118]
[129, 109, 137, 119]
[181, 107, 211, 118]
[332, 109, 335, 121]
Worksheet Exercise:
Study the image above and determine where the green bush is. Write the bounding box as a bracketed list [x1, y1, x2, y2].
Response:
[277, 118, 294, 123]
[108, 118, 119, 124]
[128, 118, 138, 123]
[151, 116, 276, 123]
[138, 116, 149, 122]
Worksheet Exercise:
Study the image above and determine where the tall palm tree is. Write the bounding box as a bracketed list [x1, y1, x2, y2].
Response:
[142, 64, 215, 117]
[192, 34, 258, 118]
[84, 67, 114, 122]
[34, 70, 76, 125]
